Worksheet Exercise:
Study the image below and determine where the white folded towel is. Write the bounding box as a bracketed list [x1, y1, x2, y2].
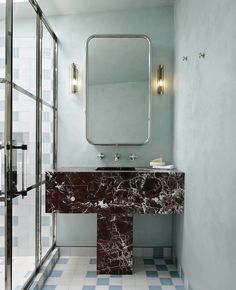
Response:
[152, 164, 174, 170]
[150, 158, 165, 167]
[150, 161, 165, 166]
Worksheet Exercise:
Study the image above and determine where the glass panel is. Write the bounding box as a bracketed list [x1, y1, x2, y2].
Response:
[13, 90, 36, 188]
[0, 201, 4, 290]
[41, 105, 53, 258]
[0, 1, 5, 79]
[42, 105, 53, 174]
[41, 184, 53, 257]
[42, 25, 54, 105]
[13, 1, 36, 95]
[0, 83, 4, 195]
[0, 82, 5, 289]
[12, 90, 36, 289]
[12, 190, 36, 289]
[0, 3, 5, 283]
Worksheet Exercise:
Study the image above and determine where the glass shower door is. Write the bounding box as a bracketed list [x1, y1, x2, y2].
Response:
[0, 81, 5, 290]
[0, 1, 6, 288]
[41, 24, 55, 258]
[12, 90, 36, 289]
[2, 0, 57, 288]
[11, 2, 37, 288]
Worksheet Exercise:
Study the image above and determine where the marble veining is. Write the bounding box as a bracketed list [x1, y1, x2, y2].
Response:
[45, 168, 184, 274]
[46, 170, 184, 214]
[97, 214, 133, 274]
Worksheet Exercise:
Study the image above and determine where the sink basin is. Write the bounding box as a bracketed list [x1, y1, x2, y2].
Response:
[96, 167, 136, 171]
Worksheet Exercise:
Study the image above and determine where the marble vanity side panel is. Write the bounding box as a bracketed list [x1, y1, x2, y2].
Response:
[133, 172, 185, 214]
[97, 213, 133, 274]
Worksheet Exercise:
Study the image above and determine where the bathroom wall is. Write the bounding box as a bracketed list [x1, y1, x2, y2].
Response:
[173, 0, 236, 289]
[49, 6, 175, 246]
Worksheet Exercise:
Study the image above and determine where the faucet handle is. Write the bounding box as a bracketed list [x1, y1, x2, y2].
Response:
[129, 153, 138, 161]
[114, 153, 120, 162]
[97, 153, 105, 160]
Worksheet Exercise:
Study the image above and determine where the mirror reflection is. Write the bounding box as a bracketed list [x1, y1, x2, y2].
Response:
[86, 35, 151, 145]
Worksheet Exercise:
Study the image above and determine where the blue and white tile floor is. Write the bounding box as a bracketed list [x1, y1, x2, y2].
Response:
[43, 256, 185, 290]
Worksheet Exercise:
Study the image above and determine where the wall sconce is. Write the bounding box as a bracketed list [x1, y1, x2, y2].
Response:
[70, 63, 79, 94]
[157, 65, 165, 95]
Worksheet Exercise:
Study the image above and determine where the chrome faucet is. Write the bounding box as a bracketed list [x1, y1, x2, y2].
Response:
[129, 153, 138, 161]
[114, 153, 120, 162]
[97, 153, 105, 160]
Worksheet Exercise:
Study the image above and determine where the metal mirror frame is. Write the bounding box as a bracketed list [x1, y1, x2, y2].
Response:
[85, 34, 152, 146]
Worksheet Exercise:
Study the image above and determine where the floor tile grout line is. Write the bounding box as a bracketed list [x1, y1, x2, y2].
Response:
[42, 256, 185, 290]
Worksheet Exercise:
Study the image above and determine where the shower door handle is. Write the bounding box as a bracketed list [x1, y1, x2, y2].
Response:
[7, 142, 28, 198]
[19, 144, 27, 196]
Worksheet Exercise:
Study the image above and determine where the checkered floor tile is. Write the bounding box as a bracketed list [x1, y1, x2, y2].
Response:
[43, 256, 185, 290]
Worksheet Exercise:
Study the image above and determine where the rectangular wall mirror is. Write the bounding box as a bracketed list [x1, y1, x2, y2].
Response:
[86, 34, 151, 145]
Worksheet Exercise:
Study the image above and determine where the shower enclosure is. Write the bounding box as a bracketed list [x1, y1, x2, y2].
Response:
[0, 0, 58, 289]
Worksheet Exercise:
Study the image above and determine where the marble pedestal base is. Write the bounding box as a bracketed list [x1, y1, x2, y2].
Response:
[97, 214, 133, 275]
[46, 169, 185, 275]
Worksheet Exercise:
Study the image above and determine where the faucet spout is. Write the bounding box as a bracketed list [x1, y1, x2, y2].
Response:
[114, 153, 120, 162]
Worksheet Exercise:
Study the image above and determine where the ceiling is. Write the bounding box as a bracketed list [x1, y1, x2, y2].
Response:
[37, 0, 174, 17]
[0, 0, 174, 20]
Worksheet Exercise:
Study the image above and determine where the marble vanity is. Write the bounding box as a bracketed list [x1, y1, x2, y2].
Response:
[46, 167, 184, 274]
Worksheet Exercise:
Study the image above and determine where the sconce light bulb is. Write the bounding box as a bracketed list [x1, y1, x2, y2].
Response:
[72, 78, 78, 86]
[71, 63, 79, 94]
[157, 65, 165, 95]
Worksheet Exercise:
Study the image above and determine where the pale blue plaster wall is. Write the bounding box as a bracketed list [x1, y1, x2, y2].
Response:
[173, 0, 236, 289]
[49, 6, 175, 247]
